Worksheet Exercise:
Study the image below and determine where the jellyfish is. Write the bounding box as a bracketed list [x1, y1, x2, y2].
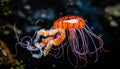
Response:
[14, 15, 105, 68]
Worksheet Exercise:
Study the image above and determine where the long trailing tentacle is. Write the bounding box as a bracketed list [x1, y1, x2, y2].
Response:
[67, 30, 81, 68]
[14, 23, 33, 48]
[13, 21, 44, 58]
[82, 24, 106, 62]
[84, 25, 105, 52]
[14, 23, 31, 58]
[13, 23, 20, 44]
[31, 19, 44, 40]
[49, 41, 68, 58]
[72, 29, 88, 56]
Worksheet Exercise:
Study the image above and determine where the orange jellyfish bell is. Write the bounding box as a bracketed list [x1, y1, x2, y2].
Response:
[54, 15, 86, 29]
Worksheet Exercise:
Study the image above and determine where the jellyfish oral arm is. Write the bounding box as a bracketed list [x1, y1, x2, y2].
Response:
[42, 29, 66, 56]
[32, 28, 66, 57]
[37, 29, 58, 37]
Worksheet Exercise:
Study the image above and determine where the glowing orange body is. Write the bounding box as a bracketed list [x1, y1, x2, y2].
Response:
[54, 15, 85, 29]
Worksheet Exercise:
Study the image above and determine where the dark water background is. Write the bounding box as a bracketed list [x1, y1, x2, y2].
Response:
[0, 0, 120, 69]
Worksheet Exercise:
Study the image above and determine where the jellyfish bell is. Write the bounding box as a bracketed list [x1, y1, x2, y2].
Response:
[54, 15, 85, 29]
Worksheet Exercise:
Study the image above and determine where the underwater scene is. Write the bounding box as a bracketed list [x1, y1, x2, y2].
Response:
[0, 0, 120, 69]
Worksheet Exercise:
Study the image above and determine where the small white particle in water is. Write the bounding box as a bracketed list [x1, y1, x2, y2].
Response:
[52, 64, 56, 68]
[98, 34, 103, 37]
[90, 26, 94, 30]
[60, 12, 63, 15]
